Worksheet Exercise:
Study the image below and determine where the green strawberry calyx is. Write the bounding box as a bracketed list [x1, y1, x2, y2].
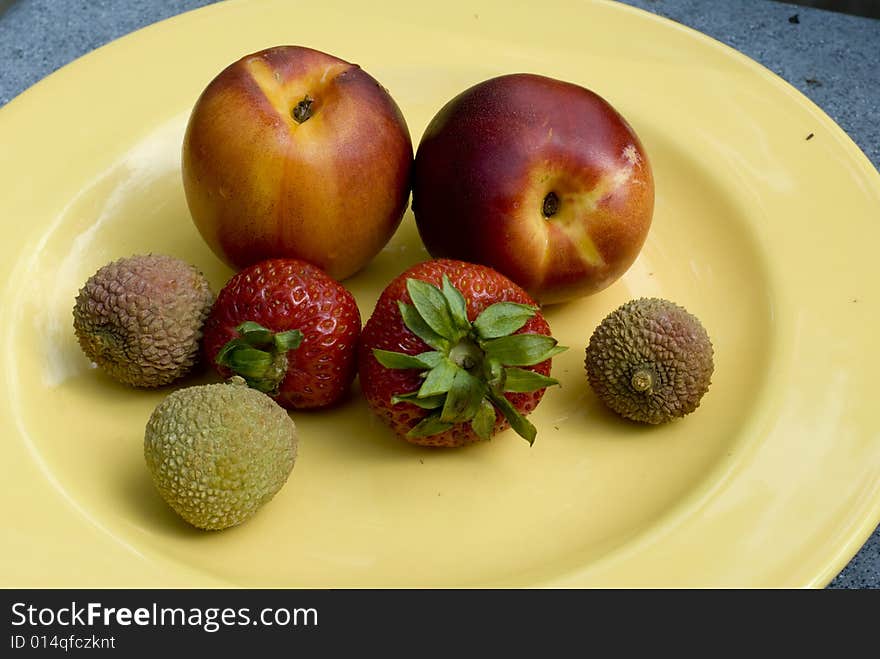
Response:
[372, 276, 567, 445]
[215, 321, 304, 395]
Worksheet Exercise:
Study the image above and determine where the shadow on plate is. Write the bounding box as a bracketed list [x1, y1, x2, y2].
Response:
[112, 450, 207, 540]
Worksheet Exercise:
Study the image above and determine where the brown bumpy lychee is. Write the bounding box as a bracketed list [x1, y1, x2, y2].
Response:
[73, 254, 214, 387]
[585, 298, 714, 424]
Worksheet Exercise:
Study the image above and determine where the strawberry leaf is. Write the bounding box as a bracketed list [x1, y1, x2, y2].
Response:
[215, 337, 249, 365]
[235, 321, 275, 347]
[398, 301, 450, 351]
[391, 392, 446, 409]
[484, 357, 504, 384]
[406, 278, 459, 342]
[373, 349, 444, 370]
[503, 367, 559, 392]
[273, 329, 304, 352]
[440, 369, 486, 423]
[482, 334, 567, 367]
[417, 358, 459, 398]
[473, 302, 537, 339]
[441, 275, 470, 332]
[470, 399, 497, 440]
[489, 390, 537, 445]
[216, 346, 275, 389]
[407, 414, 454, 439]
[216, 324, 298, 395]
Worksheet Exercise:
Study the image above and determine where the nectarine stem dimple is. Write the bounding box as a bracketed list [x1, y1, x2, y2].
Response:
[292, 95, 314, 123]
[542, 192, 560, 218]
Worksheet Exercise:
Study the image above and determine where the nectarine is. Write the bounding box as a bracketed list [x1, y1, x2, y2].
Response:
[183, 46, 413, 280]
[412, 73, 654, 304]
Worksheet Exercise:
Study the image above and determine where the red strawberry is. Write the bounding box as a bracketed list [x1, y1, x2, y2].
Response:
[359, 258, 566, 447]
[203, 259, 361, 409]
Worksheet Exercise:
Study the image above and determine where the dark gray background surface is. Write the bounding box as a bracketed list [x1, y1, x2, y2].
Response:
[1, 0, 877, 588]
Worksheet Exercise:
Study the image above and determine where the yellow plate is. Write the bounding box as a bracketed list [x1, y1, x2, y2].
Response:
[2, 0, 879, 588]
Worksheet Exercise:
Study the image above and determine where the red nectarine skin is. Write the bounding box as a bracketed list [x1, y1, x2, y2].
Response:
[183, 46, 413, 280]
[412, 74, 654, 304]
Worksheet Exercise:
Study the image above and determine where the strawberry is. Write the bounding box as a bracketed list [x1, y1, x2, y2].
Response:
[202, 258, 361, 409]
[358, 258, 566, 447]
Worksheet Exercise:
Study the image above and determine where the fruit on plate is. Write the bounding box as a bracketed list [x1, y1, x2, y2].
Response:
[144, 377, 297, 530]
[359, 258, 566, 447]
[585, 298, 713, 424]
[412, 73, 654, 304]
[72, 254, 214, 387]
[202, 258, 361, 410]
[182, 45, 413, 280]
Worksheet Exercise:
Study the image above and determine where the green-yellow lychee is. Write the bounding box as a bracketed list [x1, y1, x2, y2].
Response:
[144, 377, 297, 530]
